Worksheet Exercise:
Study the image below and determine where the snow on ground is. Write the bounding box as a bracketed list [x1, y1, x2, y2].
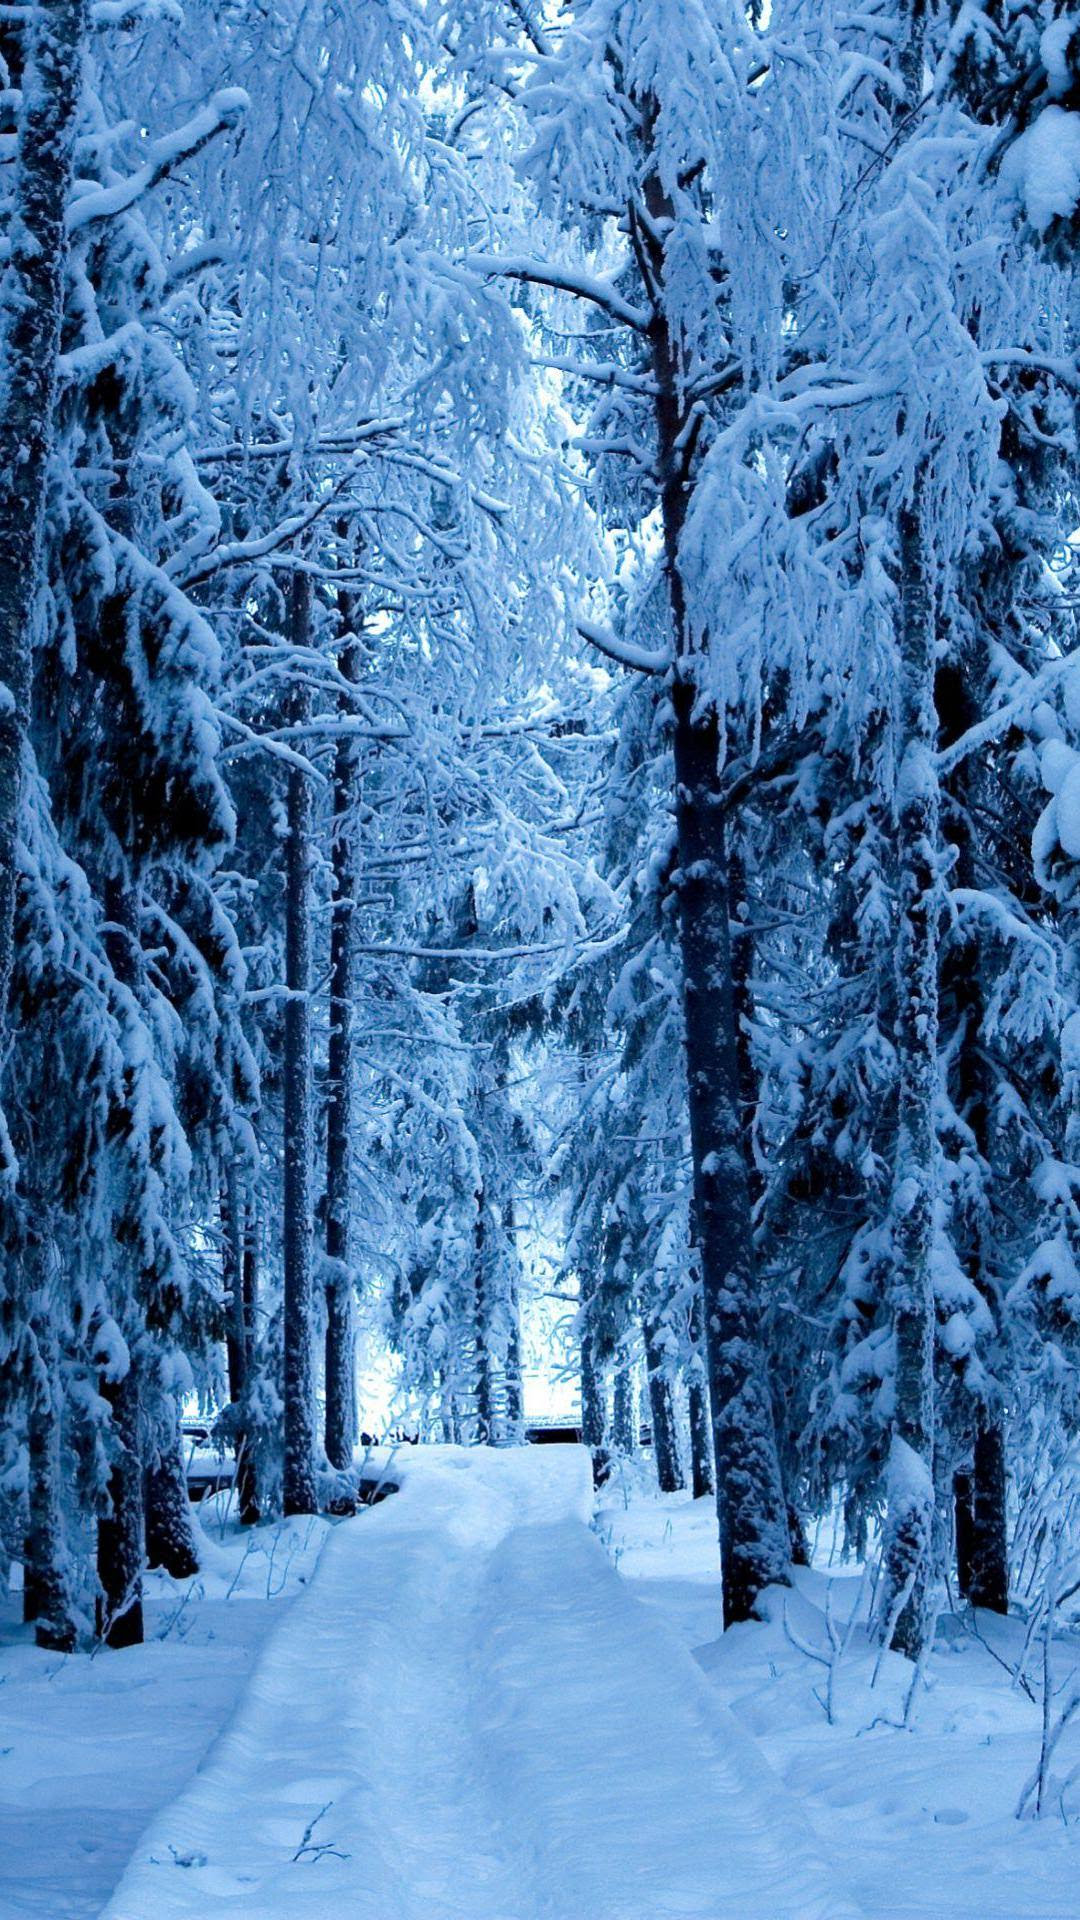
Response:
[9, 1448, 1080, 1920]
[597, 1476, 1080, 1920]
[0, 1496, 332, 1920]
[98, 1444, 855, 1920]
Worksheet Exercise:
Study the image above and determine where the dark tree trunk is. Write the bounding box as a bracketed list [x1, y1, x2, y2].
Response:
[628, 131, 790, 1624]
[954, 1467, 975, 1601]
[957, 1425, 1008, 1613]
[144, 1396, 200, 1579]
[612, 1361, 637, 1457]
[880, 476, 939, 1661]
[503, 1205, 525, 1441]
[687, 1289, 714, 1500]
[324, 590, 361, 1472]
[96, 1359, 144, 1648]
[642, 1312, 683, 1492]
[670, 685, 790, 1618]
[473, 1186, 496, 1443]
[96, 880, 147, 1647]
[580, 1327, 610, 1488]
[222, 1165, 259, 1523]
[282, 569, 317, 1516]
[0, 0, 88, 1045]
[24, 1306, 77, 1651]
[938, 658, 1009, 1616]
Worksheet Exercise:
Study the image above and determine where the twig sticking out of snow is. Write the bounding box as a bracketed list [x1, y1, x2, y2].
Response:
[291, 1802, 350, 1864]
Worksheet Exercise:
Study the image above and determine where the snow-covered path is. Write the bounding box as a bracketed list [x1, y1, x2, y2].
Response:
[102, 1448, 860, 1920]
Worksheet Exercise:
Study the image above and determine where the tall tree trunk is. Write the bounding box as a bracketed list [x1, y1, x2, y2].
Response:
[23, 1300, 77, 1651]
[880, 473, 939, 1659]
[144, 1392, 200, 1579]
[687, 1288, 715, 1500]
[631, 133, 790, 1624]
[669, 685, 790, 1619]
[473, 1185, 496, 1443]
[222, 1164, 259, 1523]
[323, 592, 361, 1472]
[938, 657, 1009, 1614]
[503, 1201, 525, 1441]
[612, 1359, 637, 1458]
[0, 0, 88, 1047]
[580, 1324, 610, 1488]
[642, 1311, 683, 1492]
[282, 569, 317, 1516]
[97, 1358, 144, 1649]
[965, 1423, 1008, 1612]
[97, 878, 146, 1647]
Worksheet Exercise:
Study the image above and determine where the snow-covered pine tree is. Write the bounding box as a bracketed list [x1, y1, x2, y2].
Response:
[0, 0, 87, 1077]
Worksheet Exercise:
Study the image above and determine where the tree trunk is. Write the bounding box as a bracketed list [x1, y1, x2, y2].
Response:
[642, 1312, 683, 1492]
[669, 685, 791, 1619]
[96, 1358, 144, 1648]
[937, 657, 1009, 1615]
[473, 1185, 496, 1443]
[144, 1394, 200, 1579]
[612, 1361, 637, 1458]
[323, 591, 361, 1473]
[222, 1165, 259, 1523]
[880, 474, 939, 1660]
[0, 0, 88, 1045]
[580, 1326, 610, 1488]
[960, 1423, 1008, 1613]
[23, 1306, 77, 1651]
[687, 1288, 714, 1500]
[282, 569, 317, 1516]
[503, 1203, 525, 1442]
[630, 134, 790, 1622]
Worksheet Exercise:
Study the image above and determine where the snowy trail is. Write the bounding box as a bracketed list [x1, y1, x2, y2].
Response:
[101, 1448, 861, 1920]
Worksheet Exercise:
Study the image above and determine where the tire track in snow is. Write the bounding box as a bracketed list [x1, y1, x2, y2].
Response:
[100, 1448, 862, 1920]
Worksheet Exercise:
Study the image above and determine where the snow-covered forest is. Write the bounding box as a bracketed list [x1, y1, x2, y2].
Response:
[3, 0, 1080, 1913]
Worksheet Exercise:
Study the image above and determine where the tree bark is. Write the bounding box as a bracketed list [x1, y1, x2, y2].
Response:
[473, 1185, 496, 1443]
[323, 592, 361, 1472]
[629, 130, 790, 1624]
[503, 1201, 525, 1442]
[937, 657, 1009, 1615]
[222, 1164, 259, 1522]
[0, 0, 88, 1044]
[687, 1288, 715, 1500]
[612, 1360, 637, 1458]
[282, 568, 317, 1515]
[880, 474, 939, 1659]
[669, 685, 791, 1619]
[97, 1358, 144, 1648]
[580, 1326, 610, 1488]
[642, 1311, 683, 1492]
[144, 1393, 200, 1579]
[957, 1424, 1008, 1613]
[23, 1303, 77, 1651]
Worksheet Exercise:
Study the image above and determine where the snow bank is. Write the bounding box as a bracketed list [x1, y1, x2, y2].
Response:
[0, 1507, 330, 1920]
[601, 1482, 1080, 1920]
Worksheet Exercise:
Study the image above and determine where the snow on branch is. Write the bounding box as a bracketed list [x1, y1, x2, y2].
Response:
[576, 617, 670, 675]
[466, 253, 650, 331]
[67, 89, 249, 233]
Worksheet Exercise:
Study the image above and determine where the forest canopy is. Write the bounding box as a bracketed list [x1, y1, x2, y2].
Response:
[0, 0, 1079, 1670]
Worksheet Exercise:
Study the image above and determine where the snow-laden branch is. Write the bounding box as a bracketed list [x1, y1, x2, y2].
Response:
[91, 0, 182, 23]
[937, 649, 1080, 776]
[981, 349, 1080, 392]
[531, 354, 660, 398]
[466, 253, 650, 331]
[576, 617, 670, 675]
[67, 89, 248, 233]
